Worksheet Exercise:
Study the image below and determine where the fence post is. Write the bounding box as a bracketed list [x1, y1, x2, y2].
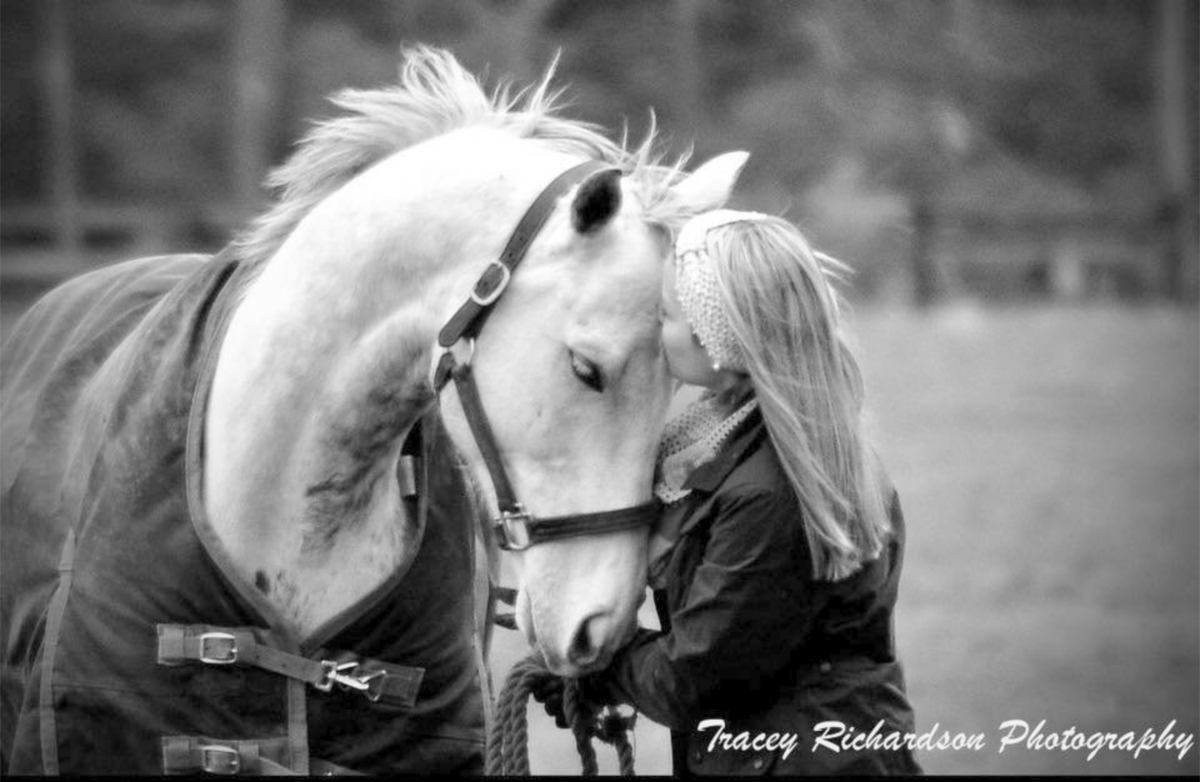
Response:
[231, 0, 286, 217]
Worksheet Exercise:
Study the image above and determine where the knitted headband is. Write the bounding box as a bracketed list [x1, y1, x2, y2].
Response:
[672, 209, 772, 373]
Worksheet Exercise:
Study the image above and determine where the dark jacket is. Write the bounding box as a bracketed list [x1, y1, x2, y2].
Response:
[597, 410, 921, 776]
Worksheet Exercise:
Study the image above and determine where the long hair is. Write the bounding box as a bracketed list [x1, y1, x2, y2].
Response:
[707, 217, 889, 581]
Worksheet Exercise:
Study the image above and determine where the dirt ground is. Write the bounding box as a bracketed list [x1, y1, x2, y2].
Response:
[4, 273, 1197, 776]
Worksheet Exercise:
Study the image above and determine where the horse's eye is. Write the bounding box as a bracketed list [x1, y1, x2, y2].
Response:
[570, 352, 605, 393]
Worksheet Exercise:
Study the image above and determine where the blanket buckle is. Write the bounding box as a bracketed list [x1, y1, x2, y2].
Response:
[197, 632, 238, 665]
[317, 660, 367, 693]
[317, 660, 387, 700]
[199, 743, 240, 774]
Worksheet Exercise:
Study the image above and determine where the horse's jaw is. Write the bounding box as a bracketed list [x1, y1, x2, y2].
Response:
[439, 413, 654, 676]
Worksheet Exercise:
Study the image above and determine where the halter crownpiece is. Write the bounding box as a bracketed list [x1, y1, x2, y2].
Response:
[435, 160, 662, 551]
[673, 209, 772, 372]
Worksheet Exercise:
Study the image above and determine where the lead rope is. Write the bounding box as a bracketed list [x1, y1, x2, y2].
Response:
[486, 654, 636, 776]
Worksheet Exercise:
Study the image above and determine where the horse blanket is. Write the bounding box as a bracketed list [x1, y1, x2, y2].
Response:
[1, 252, 488, 775]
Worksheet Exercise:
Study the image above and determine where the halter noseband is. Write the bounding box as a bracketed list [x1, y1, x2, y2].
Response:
[434, 160, 661, 551]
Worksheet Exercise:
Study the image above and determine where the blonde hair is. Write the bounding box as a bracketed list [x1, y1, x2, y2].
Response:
[706, 217, 889, 581]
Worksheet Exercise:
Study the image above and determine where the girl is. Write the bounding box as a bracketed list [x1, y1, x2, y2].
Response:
[581, 210, 922, 776]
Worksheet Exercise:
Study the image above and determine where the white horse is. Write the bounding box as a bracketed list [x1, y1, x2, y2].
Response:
[1, 46, 746, 774]
[207, 48, 746, 671]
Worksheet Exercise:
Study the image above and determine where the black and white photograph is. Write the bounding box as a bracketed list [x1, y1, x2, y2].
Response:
[1, 1, 1197, 776]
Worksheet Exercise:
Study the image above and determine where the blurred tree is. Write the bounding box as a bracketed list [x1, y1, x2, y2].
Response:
[1, 1, 46, 202]
[670, 0, 703, 135]
[231, 0, 286, 215]
[70, 0, 227, 203]
[41, 0, 81, 257]
[1, 0, 1186, 300]
[460, 0, 558, 85]
[544, 1, 685, 143]
[755, 0, 1168, 304]
[1153, 0, 1199, 301]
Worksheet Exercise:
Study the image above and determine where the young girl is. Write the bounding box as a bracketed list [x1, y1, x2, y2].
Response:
[581, 210, 921, 775]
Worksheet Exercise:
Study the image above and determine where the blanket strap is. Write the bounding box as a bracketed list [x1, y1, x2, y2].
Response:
[156, 624, 423, 707]
[161, 735, 362, 776]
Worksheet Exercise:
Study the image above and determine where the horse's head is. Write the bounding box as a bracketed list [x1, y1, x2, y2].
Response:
[430, 152, 751, 675]
[216, 46, 748, 672]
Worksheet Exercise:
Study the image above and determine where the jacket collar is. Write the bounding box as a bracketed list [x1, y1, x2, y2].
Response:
[681, 406, 766, 494]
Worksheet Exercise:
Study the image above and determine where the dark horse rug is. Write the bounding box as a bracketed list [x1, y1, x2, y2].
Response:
[1, 252, 488, 775]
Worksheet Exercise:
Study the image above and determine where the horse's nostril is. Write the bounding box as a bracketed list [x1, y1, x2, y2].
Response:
[567, 613, 611, 670]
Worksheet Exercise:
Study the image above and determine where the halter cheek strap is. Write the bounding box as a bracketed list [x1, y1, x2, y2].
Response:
[434, 160, 661, 551]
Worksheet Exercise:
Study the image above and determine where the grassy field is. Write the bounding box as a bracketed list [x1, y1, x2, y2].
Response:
[856, 303, 1198, 776]
[3, 277, 1196, 775]
[490, 301, 1200, 776]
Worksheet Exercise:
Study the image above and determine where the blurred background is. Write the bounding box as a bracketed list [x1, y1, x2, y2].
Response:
[1, 0, 1196, 775]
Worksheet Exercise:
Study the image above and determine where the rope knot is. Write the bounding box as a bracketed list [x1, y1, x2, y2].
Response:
[487, 654, 636, 776]
[596, 709, 637, 744]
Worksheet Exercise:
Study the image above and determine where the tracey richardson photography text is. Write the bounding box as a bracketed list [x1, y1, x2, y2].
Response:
[697, 719, 1196, 764]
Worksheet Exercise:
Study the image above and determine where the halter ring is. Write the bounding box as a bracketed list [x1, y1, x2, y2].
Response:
[494, 508, 533, 551]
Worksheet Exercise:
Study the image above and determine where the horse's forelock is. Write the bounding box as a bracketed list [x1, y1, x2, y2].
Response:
[233, 45, 692, 271]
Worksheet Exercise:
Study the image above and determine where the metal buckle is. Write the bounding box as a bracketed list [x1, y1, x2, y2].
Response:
[316, 660, 386, 700]
[199, 743, 240, 775]
[470, 261, 511, 306]
[315, 660, 342, 692]
[494, 508, 533, 551]
[197, 632, 238, 665]
[450, 337, 476, 367]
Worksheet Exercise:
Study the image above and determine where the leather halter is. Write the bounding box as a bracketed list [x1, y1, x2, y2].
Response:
[434, 160, 661, 551]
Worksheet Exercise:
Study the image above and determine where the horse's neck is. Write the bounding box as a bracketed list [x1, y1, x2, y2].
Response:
[203, 263, 446, 637]
[202, 135, 566, 635]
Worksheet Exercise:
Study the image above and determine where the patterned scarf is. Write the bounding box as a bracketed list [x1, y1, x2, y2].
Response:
[649, 392, 758, 586]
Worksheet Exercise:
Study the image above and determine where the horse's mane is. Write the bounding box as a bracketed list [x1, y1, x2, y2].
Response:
[234, 45, 690, 270]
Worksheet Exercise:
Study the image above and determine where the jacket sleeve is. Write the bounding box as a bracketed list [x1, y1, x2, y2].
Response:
[594, 485, 821, 731]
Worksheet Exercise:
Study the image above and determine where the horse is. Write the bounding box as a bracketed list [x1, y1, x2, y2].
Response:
[0, 46, 748, 775]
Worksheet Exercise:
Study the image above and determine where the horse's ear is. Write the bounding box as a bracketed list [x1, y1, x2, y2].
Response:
[571, 168, 623, 234]
[672, 151, 750, 213]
